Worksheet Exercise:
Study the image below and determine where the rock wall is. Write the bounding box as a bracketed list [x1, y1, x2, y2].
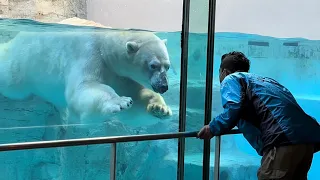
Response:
[0, 0, 87, 23]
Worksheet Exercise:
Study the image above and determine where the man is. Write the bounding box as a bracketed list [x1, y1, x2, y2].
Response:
[197, 51, 320, 179]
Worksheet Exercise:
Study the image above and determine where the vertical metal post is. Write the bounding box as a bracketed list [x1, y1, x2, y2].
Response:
[203, 0, 217, 180]
[177, 0, 191, 179]
[110, 143, 117, 180]
[213, 136, 221, 180]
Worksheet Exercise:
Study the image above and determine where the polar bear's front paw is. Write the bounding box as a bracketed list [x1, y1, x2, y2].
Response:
[104, 96, 133, 114]
[147, 103, 172, 119]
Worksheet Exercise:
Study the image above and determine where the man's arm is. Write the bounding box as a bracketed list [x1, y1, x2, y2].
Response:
[209, 75, 244, 136]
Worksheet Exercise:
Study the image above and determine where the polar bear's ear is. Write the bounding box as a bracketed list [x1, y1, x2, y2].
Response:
[126, 41, 140, 53]
[162, 39, 167, 46]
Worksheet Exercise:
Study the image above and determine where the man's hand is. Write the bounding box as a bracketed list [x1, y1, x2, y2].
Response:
[197, 125, 214, 139]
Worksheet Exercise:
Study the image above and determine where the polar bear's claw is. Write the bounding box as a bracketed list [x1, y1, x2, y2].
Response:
[104, 96, 133, 114]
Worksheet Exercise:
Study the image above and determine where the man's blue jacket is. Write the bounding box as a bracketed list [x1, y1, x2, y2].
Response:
[209, 72, 320, 156]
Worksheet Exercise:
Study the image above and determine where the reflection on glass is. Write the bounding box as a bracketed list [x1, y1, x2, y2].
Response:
[219, 134, 260, 179]
[213, 33, 320, 179]
[0, 145, 111, 179]
[116, 140, 178, 180]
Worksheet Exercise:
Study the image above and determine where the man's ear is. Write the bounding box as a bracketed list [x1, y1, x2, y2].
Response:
[225, 69, 232, 76]
[225, 69, 229, 76]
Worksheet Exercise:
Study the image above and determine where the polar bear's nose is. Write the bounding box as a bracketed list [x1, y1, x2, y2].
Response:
[159, 84, 168, 94]
[158, 71, 168, 93]
[151, 71, 168, 94]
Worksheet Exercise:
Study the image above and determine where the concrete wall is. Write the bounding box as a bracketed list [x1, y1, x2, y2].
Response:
[87, 0, 320, 40]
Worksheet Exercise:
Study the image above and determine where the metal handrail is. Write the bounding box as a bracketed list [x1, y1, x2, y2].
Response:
[0, 129, 240, 152]
[0, 125, 241, 180]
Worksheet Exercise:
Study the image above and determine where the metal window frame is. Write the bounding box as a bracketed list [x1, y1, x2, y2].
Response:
[203, 0, 218, 180]
[0, 130, 240, 152]
[0, 0, 227, 180]
[0, 130, 240, 180]
[177, 0, 191, 179]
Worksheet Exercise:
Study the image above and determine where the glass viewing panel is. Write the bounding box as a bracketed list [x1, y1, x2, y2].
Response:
[2, 0, 319, 180]
[0, 0, 183, 139]
[213, 1, 320, 179]
[0, 0, 187, 179]
[184, 0, 211, 179]
[0, 145, 111, 179]
[116, 140, 178, 180]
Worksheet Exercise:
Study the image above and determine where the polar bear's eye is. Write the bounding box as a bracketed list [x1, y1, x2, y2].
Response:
[165, 65, 170, 71]
[149, 61, 160, 70]
[150, 64, 157, 70]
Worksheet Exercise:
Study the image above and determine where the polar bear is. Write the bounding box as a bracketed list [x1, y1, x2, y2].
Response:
[0, 27, 172, 123]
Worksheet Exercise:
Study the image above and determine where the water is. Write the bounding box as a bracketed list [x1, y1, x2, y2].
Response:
[0, 18, 319, 180]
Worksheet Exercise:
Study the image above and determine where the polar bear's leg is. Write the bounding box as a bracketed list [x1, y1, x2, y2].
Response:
[66, 82, 133, 122]
[140, 88, 172, 118]
[114, 77, 172, 119]
[0, 52, 31, 100]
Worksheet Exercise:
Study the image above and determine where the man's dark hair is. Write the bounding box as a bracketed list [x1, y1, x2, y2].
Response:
[220, 51, 250, 73]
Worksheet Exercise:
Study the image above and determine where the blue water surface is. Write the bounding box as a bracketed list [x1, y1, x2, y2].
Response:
[0, 18, 319, 180]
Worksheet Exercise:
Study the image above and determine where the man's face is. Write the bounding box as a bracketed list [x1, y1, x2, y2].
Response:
[219, 68, 225, 83]
[219, 68, 230, 83]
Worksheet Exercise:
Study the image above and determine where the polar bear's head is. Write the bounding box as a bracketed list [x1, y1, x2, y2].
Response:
[122, 33, 170, 94]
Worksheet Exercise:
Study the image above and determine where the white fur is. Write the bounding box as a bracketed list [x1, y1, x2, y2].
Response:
[0, 31, 170, 123]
